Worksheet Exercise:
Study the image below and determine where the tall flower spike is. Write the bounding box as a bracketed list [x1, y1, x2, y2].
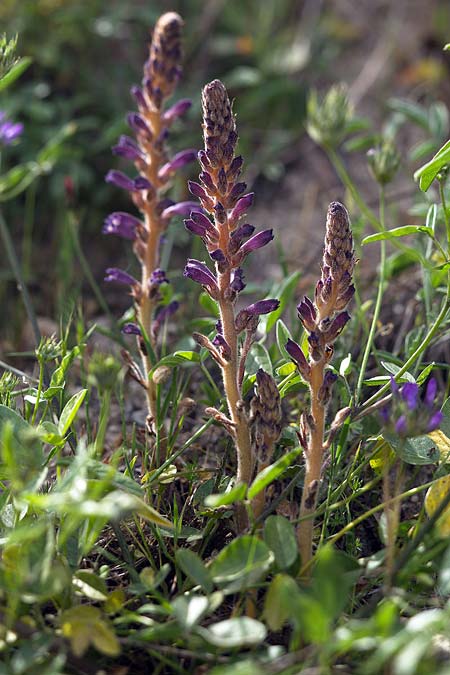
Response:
[184, 80, 279, 532]
[104, 13, 194, 461]
[287, 201, 355, 570]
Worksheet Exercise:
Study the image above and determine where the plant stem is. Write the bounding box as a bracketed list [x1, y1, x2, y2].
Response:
[297, 357, 326, 568]
[94, 389, 112, 457]
[355, 186, 386, 404]
[31, 358, 44, 424]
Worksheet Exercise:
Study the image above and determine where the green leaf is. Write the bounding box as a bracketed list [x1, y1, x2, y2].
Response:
[362, 226, 433, 245]
[58, 389, 87, 436]
[380, 361, 415, 382]
[151, 350, 200, 371]
[276, 319, 294, 360]
[175, 549, 213, 593]
[264, 516, 298, 569]
[245, 342, 272, 377]
[205, 482, 247, 508]
[172, 595, 210, 629]
[0, 56, 32, 91]
[263, 573, 301, 631]
[416, 362, 436, 386]
[414, 139, 450, 191]
[438, 542, 450, 594]
[248, 447, 301, 499]
[73, 570, 108, 601]
[198, 617, 267, 648]
[385, 433, 440, 465]
[210, 535, 274, 592]
[38, 421, 65, 447]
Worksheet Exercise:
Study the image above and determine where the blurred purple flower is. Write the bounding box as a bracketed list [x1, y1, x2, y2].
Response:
[161, 201, 200, 220]
[158, 149, 197, 180]
[104, 268, 138, 286]
[150, 268, 169, 285]
[163, 98, 192, 124]
[381, 376, 443, 437]
[103, 212, 141, 240]
[122, 322, 141, 335]
[0, 112, 23, 146]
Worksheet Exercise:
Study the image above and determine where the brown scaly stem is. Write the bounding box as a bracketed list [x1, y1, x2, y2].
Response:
[286, 201, 355, 572]
[184, 80, 279, 532]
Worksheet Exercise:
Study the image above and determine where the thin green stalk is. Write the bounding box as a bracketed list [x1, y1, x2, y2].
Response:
[22, 179, 37, 280]
[355, 186, 386, 404]
[94, 389, 111, 457]
[0, 209, 41, 346]
[31, 358, 44, 424]
[440, 179, 450, 257]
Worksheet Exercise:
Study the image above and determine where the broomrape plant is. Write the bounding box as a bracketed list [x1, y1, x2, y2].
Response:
[104, 12, 196, 461]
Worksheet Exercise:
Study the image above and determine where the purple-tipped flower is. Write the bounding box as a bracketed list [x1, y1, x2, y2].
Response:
[161, 201, 201, 220]
[184, 211, 217, 238]
[285, 338, 311, 380]
[0, 114, 24, 146]
[184, 259, 218, 292]
[150, 268, 169, 285]
[163, 98, 192, 124]
[127, 112, 152, 137]
[323, 311, 351, 343]
[230, 268, 246, 292]
[244, 299, 280, 316]
[188, 180, 209, 200]
[105, 170, 152, 193]
[297, 297, 317, 332]
[112, 135, 145, 161]
[122, 322, 142, 335]
[104, 268, 138, 286]
[158, 148, 197, 180]
[130, 85, 148, 111]
[229, 193, 254, 223]
[239, 229, 274, 256]
[210, 249, 226, 263]
[154, 300, 179, 323]
[401, 382, 419, 411]
[103, 212, 141, 240]
[381, 376, 443, 438]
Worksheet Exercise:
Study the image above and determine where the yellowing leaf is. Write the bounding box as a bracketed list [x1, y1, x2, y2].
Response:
[428, 430, 450, 462]
[425, 475, 450, 537]
[61, 605, 120, 658]
[369, 438, 395, 475]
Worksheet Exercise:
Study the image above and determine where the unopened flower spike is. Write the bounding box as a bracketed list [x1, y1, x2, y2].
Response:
[287, 201, 355, 568]
[104, 12, 194, 457]
[183, 79, 279, 532]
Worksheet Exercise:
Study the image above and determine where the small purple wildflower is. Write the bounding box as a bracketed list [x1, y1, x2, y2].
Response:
[103, 212, 141, 240]
[104, 268, 138, 286]
[230, 268, 245, 292]
[122, 322, 142, 335]
[184, 259, 218, 292]
[0, 113, 24, 146]
[381, 377, 443, 437]
[161, 201, 201, 220]
[163, 98, 192, 123]
[244, 299, 280, 316]
[105, 171, 152, 192]
[112, 135, 145, 162]
[239, 229, 274, 256]
[150, 268, 169, 285]
[158, 148, 197, 180]
[229, 193, 254, 222]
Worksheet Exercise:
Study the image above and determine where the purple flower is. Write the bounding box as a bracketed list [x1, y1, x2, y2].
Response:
[104, 268, 138, 286]
[184, 259, 218, 292]
[229, 193, 254, 222]
[184, 211, 217, 238]
[285, 338, 310, 379]
[163, 98, 192, 124]
[103, 212, 141, 240]
[401, 382, 419, 411]
[210, 249, 226, 263]
[188, 180, 209, 200]
[122, 322, 141, 335]
[395, 415, 407, 435]
[230, 268, 246, 292]
[0, 114, 24, 146]
[150, 268, 169, 285]
[244, 299, 280, 316]
[425, 378, 437, 406]
[131, 85, 148, 111]
[427, 410, 443, 432]
[155, 300, 179, 323]
[228, 182, 247, 202]
[161, 201, 201, 220]
[105, 170, 152, 192]
[112, 135, 145, 161]
[158, 149, 197, 180]
[239, 229, 274, 256]
[127, 112, 152, 137]
[297, 297, 317, 332]
[323, 311, 350, 343]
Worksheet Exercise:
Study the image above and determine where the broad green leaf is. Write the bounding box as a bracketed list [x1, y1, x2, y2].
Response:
[198, 617, 267, 648]
[276, 361, 296, 377]
[438, 543, 450, 594]
[380, 361, 415, 382]
[414, 139, 450, 191]
[61, 605, 120, 657]
[205, 482, 247, 508]
[248, 447, 301, 499]
[264, 516, 298, 569]
[245, 342, 272, 376]
[0, 405, 43, 485]
[385, 433, 440, 465]
[210, 535, 274, 592]
[172, 595, 210, 629]
[175, 549, 213, 593]
[362, 226, 433, 245]
[58, 389, 87, 436]
[38, 421, 64, 447]
[263, 573, 301, 631]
